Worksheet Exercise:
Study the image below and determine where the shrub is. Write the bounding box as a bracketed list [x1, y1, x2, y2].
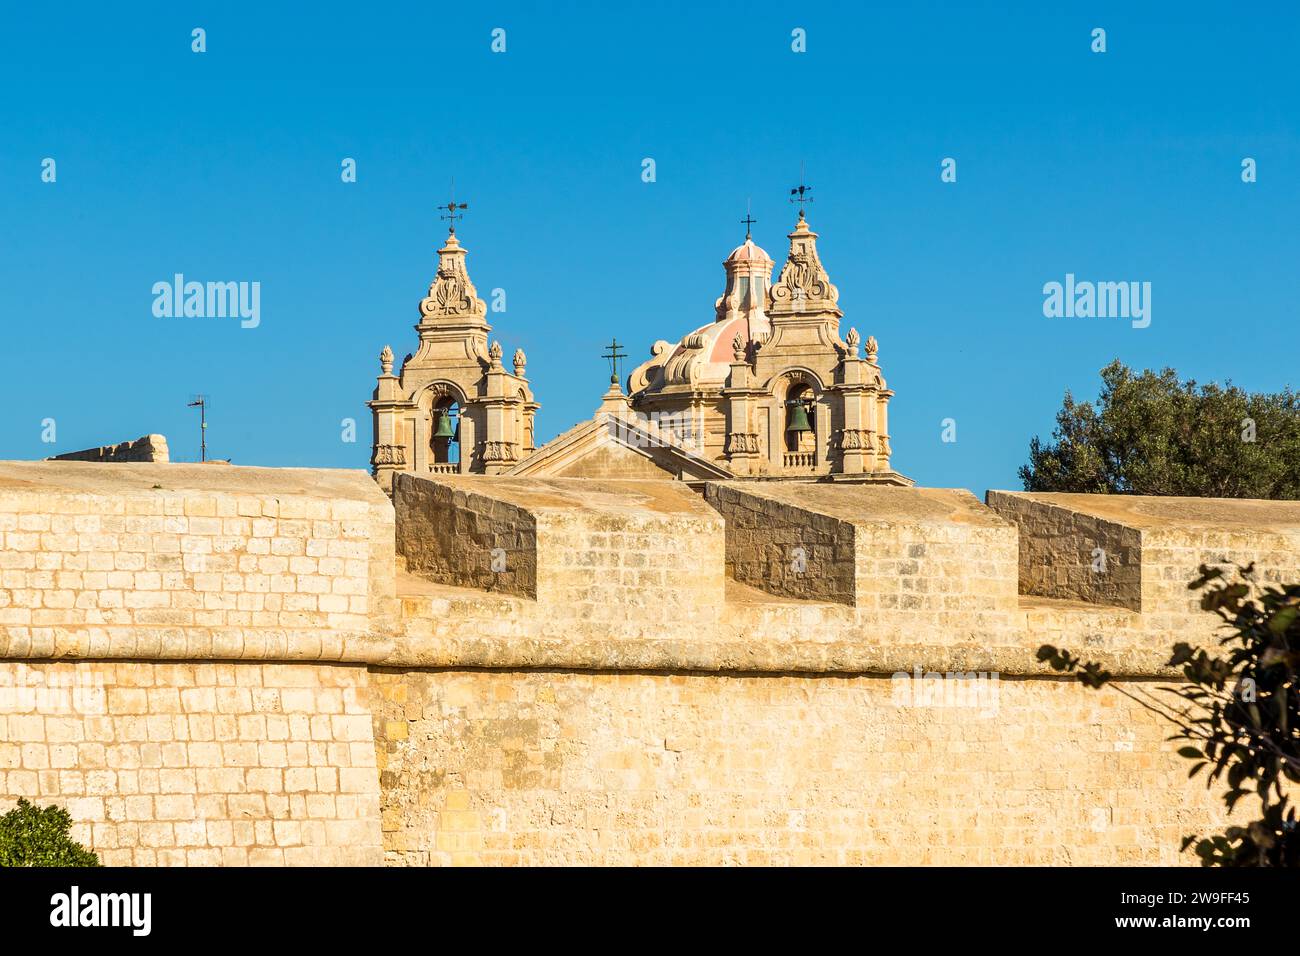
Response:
[1039, 564, 1299, 866]
[0, 798, 100, 867]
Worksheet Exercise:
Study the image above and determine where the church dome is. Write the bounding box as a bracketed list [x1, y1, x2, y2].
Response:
[724, 238, 772, 265]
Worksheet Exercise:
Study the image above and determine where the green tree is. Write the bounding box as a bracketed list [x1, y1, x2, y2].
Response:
[0, 799, 100, 867]
[1020, 360, 1300, 498]
[1039, 564, 1299, 866]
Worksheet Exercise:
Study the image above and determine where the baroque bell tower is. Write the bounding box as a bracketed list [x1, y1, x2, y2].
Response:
[368, 201, 538, 492]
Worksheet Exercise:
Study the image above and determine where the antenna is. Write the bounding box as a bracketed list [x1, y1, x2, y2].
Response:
[187, 395, 208, 463]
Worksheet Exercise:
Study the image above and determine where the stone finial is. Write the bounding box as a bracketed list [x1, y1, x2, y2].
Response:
[489, 340, 503, 368]
[865, 335, 879, 361]
[513, 348, 527, 376]
[419, 231, 487, 323]
[769, 214, 841, 316]
[732, 333, 746, 362]
[845, 327, 860, 358]
[379, 344, 394, 375]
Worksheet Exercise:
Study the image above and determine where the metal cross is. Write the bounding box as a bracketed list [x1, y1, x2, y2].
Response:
[601, 338, 628, 385]
[740, 200, 756, 240]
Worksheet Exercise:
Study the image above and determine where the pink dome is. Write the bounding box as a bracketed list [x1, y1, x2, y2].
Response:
[725, 238, 772, 264]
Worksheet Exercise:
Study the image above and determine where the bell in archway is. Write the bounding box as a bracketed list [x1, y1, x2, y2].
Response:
[785, 400, 812, 434]
[432, 409, 455, 439]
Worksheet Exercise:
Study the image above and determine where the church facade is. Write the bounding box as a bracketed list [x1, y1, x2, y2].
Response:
[370, 205, 910, 488]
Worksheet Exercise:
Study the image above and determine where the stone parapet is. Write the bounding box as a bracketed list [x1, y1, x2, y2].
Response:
[988, 491, 1300, 638]
[0, 461, 396, 664]
[705, 483, 1019, 613]
[48, 434, 170, 464]
[395, 474, 725, 630]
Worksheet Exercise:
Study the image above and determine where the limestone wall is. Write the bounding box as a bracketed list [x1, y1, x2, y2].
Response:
[0, 659, 381, 866]
[393, 472, 538, 599]
[705, 482, 857, 605]
[396, 475, 724, 631]
[0, 461, 396, 663]
[371, 668, 1230, 866]
[986, 491, 1142, 609]
[4, 460, 1297, 868]
[706, 483, 1019, 631]
[49, 434, 170, 464]
[0, 461, 394, 867]
[989, 491, 1300, 634]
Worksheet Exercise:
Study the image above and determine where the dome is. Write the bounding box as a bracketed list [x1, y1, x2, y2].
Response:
[724, 238, 772, 265]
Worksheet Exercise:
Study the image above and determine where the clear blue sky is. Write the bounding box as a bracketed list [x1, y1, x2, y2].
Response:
[2, 2, 1295, 495]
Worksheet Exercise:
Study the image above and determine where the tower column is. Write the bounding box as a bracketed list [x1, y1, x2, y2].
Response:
[480, 341, 520, 474]
[722, 336, 761, 476]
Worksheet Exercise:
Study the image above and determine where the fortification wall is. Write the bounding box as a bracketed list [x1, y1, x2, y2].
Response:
[3, 464, 1294, 867]
[987, 491, 1142, 609]
[394, 472, 538, 598]
[371, 668, 1228, 866]
[989, 491, 1300, 639]
[396, 475, 724, 633]
[0, 461, 396, 663]
[1, 659, 381, 866]
[48, 434, 170, 464]
[0, 462, 393, 866]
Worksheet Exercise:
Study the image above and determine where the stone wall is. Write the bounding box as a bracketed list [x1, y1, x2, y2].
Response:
[397, 475, 724, 630]
[986, 491, 1142, 609]
[0, 659, 381, 866]
[49, 434, 170, 464]
[393, 472, 538, 599]
[371, 668, 1230, 866]
[706, 483, 1019, 629]
[988, 492, 1300, 630]
[0, 461, 396, 663]
[5, 461, 1298, 868]
[705, 482, 857, 605]
[0, 461, 394, 867]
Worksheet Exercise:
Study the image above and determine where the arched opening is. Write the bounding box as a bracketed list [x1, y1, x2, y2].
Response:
[784, 383, 816, 457]
[430, 398, 460, 468]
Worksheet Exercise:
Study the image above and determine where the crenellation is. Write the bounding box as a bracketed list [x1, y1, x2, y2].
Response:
[1, 460, 1296, 866]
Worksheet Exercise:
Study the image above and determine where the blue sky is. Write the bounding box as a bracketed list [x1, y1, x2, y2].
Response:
[1, 2, 1295, 494]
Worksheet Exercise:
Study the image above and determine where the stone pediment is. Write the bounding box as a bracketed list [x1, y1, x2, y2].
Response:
[505, 413, 732, 481]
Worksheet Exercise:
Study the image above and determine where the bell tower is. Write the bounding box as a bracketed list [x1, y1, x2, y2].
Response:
[368, 200, 538, 492]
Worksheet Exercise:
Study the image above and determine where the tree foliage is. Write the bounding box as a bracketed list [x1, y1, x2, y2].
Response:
[1039, 564, 1300, 866]
[1021, 360, 1300, 498]
[0, 798, 100, 867]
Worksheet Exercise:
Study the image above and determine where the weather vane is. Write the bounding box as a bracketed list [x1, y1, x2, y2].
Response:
[601, 338, 628, 386]
[790, 163, 813, 219]
[439, 180, 468, 234]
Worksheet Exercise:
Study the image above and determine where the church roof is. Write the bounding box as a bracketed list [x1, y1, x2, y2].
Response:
[724, 238, 772, 265]
[656, 314, 750, 390]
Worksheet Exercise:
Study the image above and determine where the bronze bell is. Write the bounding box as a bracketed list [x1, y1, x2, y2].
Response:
[785, 401, 812, 434]
[432, 409, 456, 439]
